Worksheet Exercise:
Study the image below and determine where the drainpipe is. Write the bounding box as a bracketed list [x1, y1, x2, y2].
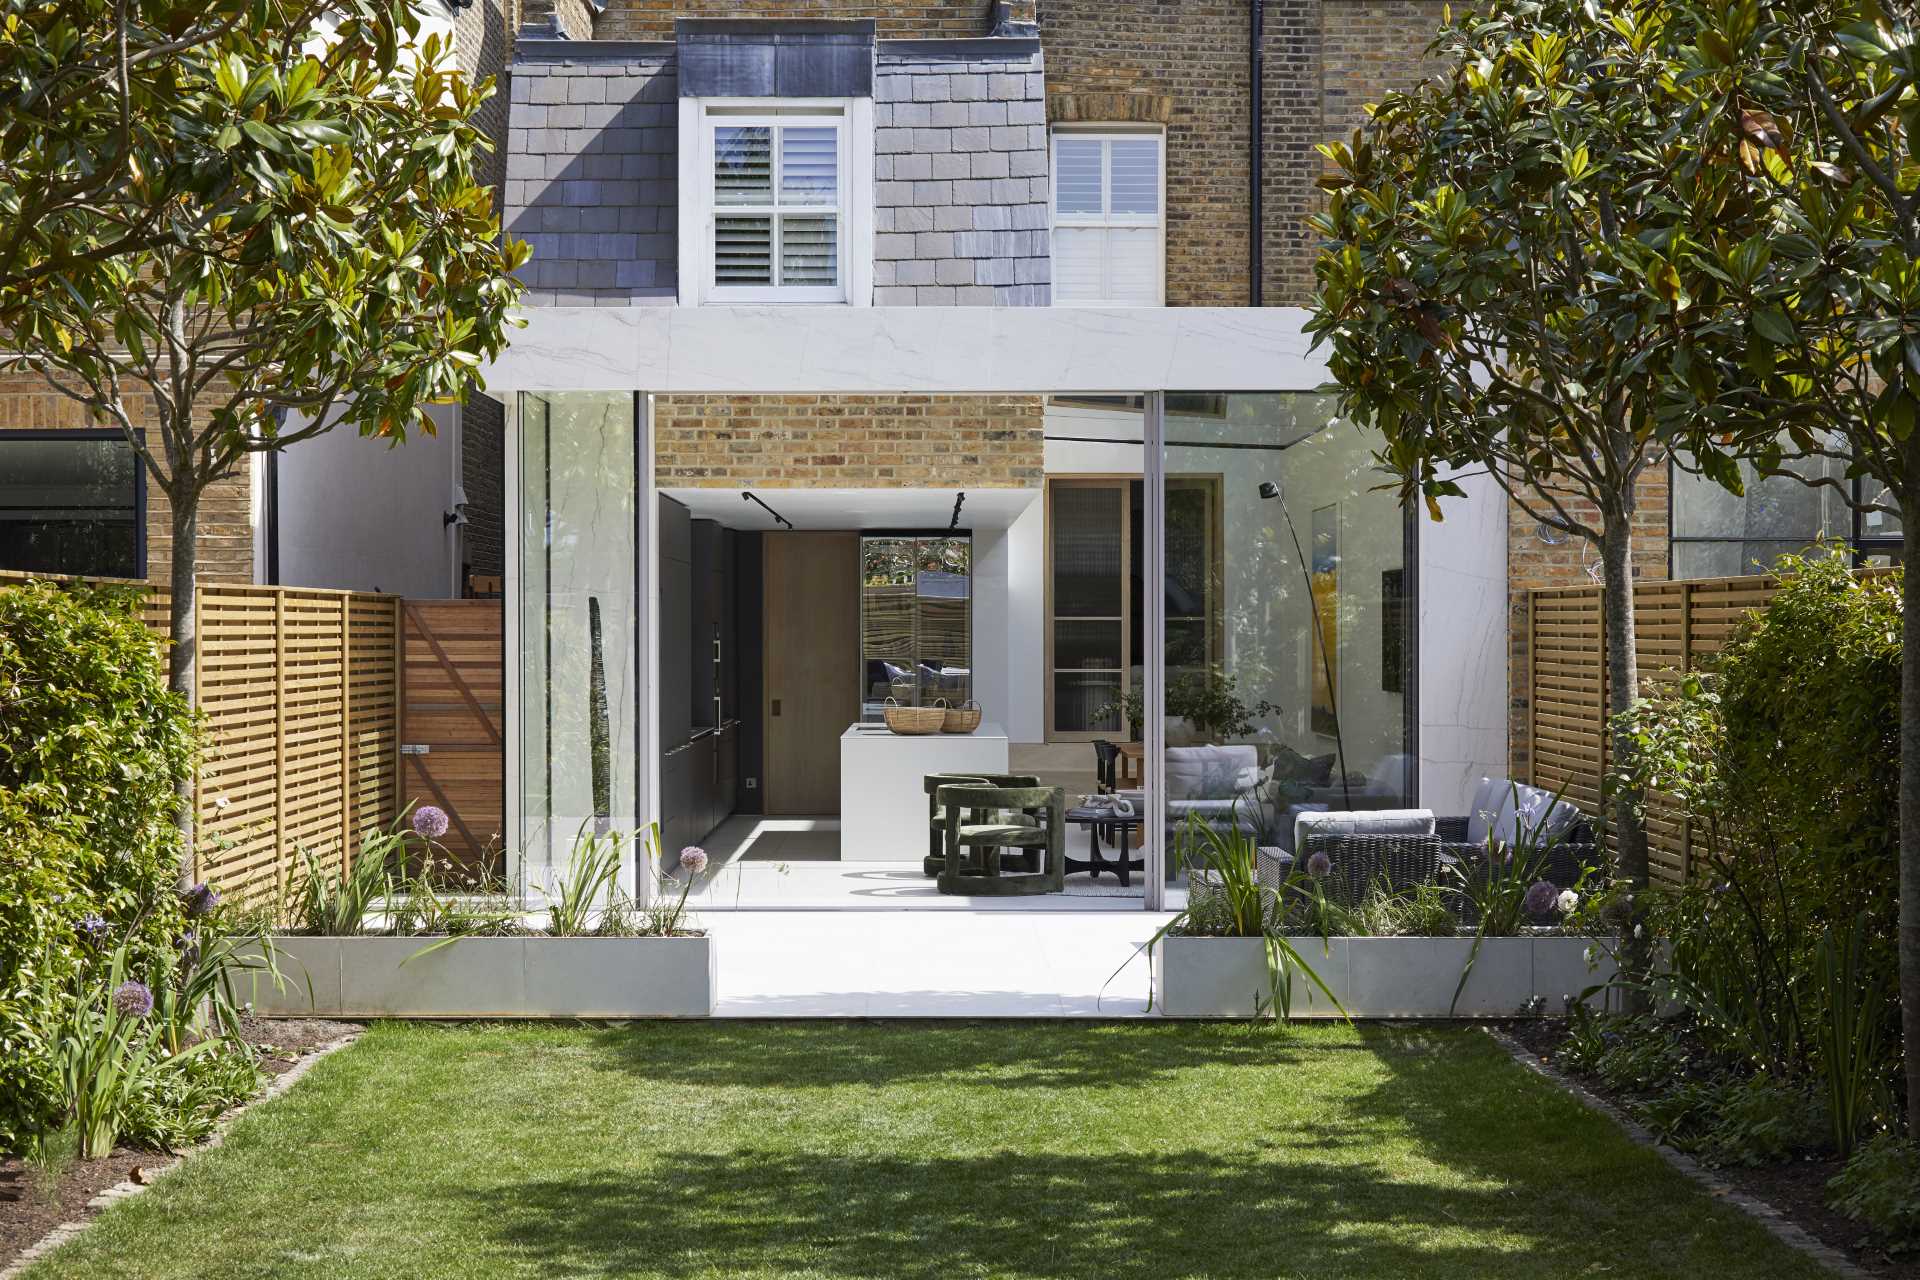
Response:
[1249, 0, 1264, 307]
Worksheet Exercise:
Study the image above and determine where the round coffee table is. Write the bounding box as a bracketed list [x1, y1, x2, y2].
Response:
[1064, 805, 1145, 888]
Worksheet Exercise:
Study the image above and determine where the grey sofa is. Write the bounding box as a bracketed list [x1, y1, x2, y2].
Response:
[1269, 778, 1601, 926]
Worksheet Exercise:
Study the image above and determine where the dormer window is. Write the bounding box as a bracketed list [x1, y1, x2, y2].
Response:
[684, 103, 870, 305]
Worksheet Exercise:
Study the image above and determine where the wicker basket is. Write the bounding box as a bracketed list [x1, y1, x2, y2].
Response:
[941, 700, 983, 734]
[884, 697, 946, 735]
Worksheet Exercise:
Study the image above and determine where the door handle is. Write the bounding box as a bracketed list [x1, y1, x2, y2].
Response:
[771, 699, 781, 717]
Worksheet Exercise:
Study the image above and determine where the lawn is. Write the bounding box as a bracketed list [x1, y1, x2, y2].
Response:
[26, 1022, 1830, 1280]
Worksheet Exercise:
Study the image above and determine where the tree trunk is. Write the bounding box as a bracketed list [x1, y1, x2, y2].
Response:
[168, 491, 199, 890]
[1600, 513, 1652, 1001]
[1901, 484, 1920, 1138]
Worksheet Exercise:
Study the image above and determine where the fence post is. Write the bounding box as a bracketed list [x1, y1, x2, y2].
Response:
[393, 597, 406, 834]
[1679, 585, 1694, 882]
[340, 594, 353, 870]
[190, 582, 203, 886]
[274, 591, 288, 893]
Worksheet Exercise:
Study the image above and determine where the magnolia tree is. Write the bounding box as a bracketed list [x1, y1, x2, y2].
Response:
[2, 0, 526, 866]
[1692, 0, 1920, 1135]
[0, 0, 329, 313]
[1305, 0, 1772, 986]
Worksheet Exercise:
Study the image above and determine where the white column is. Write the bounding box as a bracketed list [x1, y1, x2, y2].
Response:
[1143, 391, 1168, 911]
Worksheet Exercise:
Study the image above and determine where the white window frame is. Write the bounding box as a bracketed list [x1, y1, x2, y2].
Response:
[678, 98, 874, 307]
[1049, 126, 1167, 307]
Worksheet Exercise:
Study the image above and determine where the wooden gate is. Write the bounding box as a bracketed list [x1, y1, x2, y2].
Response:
[400, 600, 505, 873]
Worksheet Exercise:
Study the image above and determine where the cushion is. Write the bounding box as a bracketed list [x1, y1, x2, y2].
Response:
[1164, 745, 1259, 801]
[1294, 807, 1436, 858]
[1464, 777, 1506, 846]
[1281, 802, 1331, 850]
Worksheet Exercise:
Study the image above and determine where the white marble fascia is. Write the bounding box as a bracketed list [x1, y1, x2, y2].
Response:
[483, 306, 1333, 394]
[1417, 461, 1510, 814]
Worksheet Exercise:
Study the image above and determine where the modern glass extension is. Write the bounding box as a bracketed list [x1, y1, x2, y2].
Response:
[507, 390, 1413, 910]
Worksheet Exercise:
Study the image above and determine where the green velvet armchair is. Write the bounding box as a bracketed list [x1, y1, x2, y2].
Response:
[934, 783, 1065, 896]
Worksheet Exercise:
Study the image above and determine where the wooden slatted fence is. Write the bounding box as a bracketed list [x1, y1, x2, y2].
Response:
[0, 573, 401, 905]
[1525, 568, 1893, 884]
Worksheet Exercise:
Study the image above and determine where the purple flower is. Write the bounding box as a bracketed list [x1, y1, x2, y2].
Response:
[182, 882, 219, 918]
[112, 981, 153, 1019]
[412, 806, 450, 840]
[178, 928, 200, 968]
[1305, 851, 1332, 879]
[679, 846, 709, 876]
[76, 914, 109, 943]
[1523, 880, 1560, 916]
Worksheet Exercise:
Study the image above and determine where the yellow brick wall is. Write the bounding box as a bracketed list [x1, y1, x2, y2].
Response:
[0, 373, 255, 585]
[655, 393, 1044, 488]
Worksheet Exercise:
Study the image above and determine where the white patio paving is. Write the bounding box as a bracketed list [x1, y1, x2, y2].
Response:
[703, 909, 1176, 1017]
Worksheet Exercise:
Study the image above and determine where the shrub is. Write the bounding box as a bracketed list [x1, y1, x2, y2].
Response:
[1608, 554, 1900, 1108]
[0, 581, 199, 1152]
[1829, 1134, 1920, 1254]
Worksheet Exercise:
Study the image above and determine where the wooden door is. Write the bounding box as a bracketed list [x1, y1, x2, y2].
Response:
[400, 600, 504, 873]
[763, 532, 859, 815]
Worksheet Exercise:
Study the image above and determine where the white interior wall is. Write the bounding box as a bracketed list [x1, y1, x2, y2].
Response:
[274, 404, 459, 598]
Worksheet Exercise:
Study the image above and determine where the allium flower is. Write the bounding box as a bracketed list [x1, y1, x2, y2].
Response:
[1305, 851, 1332, 879]
[1523, 880, 1559, 916]
[76, 913, 110, 943]
[1556, 889, 1579, 915]
[112, 980, 153, 1019]
[412, 805, 451, 840]
[679, 846, 709, 876]
[183, 882, 219, 917]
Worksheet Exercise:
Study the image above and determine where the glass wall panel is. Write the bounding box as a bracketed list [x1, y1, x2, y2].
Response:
[517, 392, 639, 878]
[1160, 393, 1410, 880]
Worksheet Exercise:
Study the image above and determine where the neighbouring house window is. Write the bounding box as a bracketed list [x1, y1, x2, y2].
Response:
[1670, 452, 1903, 578]
[705, 110, 847, 302]
[1046, 476, 1217, 739]
[1050, 130, 1164, 306]
[0, 432, 141, 578]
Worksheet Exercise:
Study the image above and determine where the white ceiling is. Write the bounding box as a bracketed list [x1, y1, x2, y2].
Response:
[660, 486, 1040, 531]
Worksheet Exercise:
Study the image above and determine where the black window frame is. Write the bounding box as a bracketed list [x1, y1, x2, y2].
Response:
[0, 428, 146, 580]
[1666, 458, 1900, 577]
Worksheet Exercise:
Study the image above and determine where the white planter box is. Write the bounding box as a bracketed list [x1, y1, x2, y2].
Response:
[239, 934, 715, 1018]
[1152, 934, 1617, 1019]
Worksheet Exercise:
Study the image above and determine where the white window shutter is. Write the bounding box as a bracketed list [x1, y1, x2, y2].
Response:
[1104, 227, 1159, 305]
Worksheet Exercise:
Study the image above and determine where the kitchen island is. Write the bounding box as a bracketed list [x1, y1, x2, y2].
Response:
[839, 721, 1010, 861]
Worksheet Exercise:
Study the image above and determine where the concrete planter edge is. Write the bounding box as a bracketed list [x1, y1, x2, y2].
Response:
[1150, 934, 1618, 1019]
[237, 934, 716, 1019]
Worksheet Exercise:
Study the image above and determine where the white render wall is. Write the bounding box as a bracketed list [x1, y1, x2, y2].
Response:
[1415, 462, 1509, 815]
[274, 404, 460, 598]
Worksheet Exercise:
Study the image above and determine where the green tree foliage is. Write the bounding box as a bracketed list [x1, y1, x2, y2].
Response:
[1306, 0, 1771, 981]
[0, 0, 330, 316]
[0, 0, 526, 870]
[0, 582, 198, 1150]
[1681, 0, 1920, 1138]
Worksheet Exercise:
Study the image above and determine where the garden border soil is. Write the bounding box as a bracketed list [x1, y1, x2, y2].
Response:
[0, 1019, 360, 1278]
[1489, 1024, 1910, 1280]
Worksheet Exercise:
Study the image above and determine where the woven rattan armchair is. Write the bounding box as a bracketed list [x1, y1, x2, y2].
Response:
[1263, 815, 1601, 926]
